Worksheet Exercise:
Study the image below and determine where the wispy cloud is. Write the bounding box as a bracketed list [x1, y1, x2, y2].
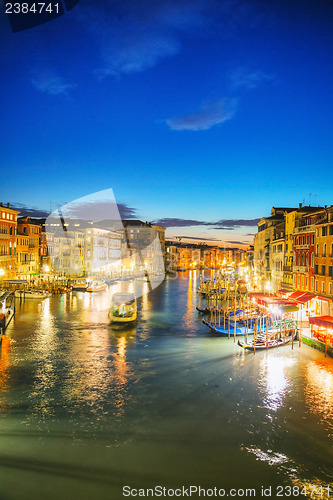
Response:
[11, 203, 50, 218]
[230, 67, 273, 90]
[80, 0, 269, 77]
[226, 240, 248, 245]
[166, 98, 237, 131]
[31, 73, 76, 95]
[215, 218, 260, 227]
[170, 235, 219, 241]
[154, 217, 260, 228]
[154, 218, 207, 227]
[117, 202, 138, 219]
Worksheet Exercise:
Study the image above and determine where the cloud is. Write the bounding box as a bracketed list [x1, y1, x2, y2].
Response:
[80, 0, 269, 77]
[11, 199, 138, 222]
[11, 203, 50, 218]
[117, 202, 138, 219]
[31, 73, 76, 95]
[226, 240, 249, 245]
[230, 67, 273, 90]
[154, 217, 260, 228]
[89, 0, 206, 77]
[154, 218, 207, 227]
[169, 235, 219, 241]
[215, 218, 260, 227]
[208, 227, 238, 231]
[166, 98, 237, 131]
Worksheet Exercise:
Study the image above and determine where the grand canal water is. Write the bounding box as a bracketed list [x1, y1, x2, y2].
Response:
[1, 271, 333, 499]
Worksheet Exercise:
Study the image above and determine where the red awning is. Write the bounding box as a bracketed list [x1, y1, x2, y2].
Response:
[250, 293, 274, 306]
[309, 316, 333, 329]
[288, 291, 305, 300]
[294, 292, 316, 304]
[250, 293, 298, 311]
[315, 295, 331, 302]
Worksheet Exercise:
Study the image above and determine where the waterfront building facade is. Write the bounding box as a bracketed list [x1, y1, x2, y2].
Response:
[313, 206, 333, 315]
[271, 222, 285, 292]
[0, 203, 19, 280]
[85, 227, 121, 276]
[254, 207, 292, 291]
[16, 216, 41, 279]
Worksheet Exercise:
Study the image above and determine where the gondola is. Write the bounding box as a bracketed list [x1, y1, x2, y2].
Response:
[202, 315, 271, 336]
[202, 319, 255, 336]
[238, 333, 294, 351]
[196, 306, 210, 314]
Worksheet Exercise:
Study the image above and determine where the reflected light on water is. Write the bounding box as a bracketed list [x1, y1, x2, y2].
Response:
[29, 297, 58, 418]
[305, 361, 333, 425]
[183, 271, 197, 329]
[0, 337, 11, 399]
[261, 357, 294, 412]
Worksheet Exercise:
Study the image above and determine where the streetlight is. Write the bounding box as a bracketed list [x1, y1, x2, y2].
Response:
[266, 281, 271, 297]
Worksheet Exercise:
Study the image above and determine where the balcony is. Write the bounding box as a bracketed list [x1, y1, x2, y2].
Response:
[295, 244, 309, 249]
[294, 224, 314, 233]
[0, 255, 12, 261]
[293, 265, 309, 273]
[283, 266, 292, 272]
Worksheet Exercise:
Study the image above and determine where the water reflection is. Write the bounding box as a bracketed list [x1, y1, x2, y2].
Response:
[305, 360, 333, 426]
[2, 274, 333, 499]
[29, 297, 58, 418]
[260, 356, 295, 412]
[0, 337, 11, 400]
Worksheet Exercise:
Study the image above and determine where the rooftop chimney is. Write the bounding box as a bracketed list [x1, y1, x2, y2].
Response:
[7, 202, 10, 208]
[299, 202, 302, 209]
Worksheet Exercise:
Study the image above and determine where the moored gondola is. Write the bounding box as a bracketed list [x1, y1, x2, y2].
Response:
[238, 333, 295, 351]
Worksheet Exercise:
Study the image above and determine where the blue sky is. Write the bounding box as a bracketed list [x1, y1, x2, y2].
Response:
[1, 0, 333, 247]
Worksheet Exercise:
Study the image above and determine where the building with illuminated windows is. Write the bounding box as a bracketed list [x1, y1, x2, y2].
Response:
[0, 202, 20, 280]
[16, 216, 41, 279]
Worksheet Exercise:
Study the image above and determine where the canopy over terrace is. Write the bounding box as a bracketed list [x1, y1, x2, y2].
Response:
[308, 316, 333, 351]
[288, 291, 316, 304]
[309, 316, 333, 330]
[250, 293, 299, 314]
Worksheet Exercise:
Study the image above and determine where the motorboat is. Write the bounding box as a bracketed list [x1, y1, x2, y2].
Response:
[71, 278, 89, 291]
[109, 293, 137, 324]
[14, 289, 51, 299]
[86, 280, 107, 292]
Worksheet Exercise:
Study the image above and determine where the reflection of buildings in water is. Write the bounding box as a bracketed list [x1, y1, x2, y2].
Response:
[138, 283, 152, 324]
[111, 336, 132, 411]
[61, 329, 133, 416]
[0, 337, 11, 400]
[261, 357, 294, 412]
[184, 270, 197, 328]
[29, 297, 58, 417]
[305, 361, 333, 423]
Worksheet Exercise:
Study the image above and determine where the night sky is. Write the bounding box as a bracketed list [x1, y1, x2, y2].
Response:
[1, 0, 333, 246]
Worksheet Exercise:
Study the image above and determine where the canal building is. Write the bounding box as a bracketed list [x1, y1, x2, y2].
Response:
[313, 205, 333, 315]
[0, 202, 20, 280]
[16, 216, 41, 280]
